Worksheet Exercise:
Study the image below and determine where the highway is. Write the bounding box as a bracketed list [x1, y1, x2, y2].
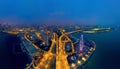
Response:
[34, 33, 57, 69]
[56, 30, 82, 69]
[25, 30, 83, 69]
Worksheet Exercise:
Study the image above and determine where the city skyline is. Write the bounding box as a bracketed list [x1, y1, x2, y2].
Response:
[0, 1, 120, 69]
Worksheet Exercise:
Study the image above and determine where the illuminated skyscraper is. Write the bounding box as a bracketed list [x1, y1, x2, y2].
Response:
[79, 34, 84, 52]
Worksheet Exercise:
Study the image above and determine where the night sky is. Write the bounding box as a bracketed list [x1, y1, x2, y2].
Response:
[0, 0, 120, 25]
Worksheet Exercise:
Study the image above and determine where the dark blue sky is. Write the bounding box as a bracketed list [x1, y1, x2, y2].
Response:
[0, 0, 120, 25]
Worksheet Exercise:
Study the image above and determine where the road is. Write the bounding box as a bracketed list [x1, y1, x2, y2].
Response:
[56, 30, 82, 69]
[34, 33, 57, 69]
[25, 30, 82, 69]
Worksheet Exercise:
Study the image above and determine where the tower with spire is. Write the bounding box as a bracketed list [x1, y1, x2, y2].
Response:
[79, 34, 84, 53]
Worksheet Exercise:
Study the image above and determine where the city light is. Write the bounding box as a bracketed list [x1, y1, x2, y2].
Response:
[77, 60, 82, 65]
[82, 57, 86, 62]
[71, 63, 76, 68]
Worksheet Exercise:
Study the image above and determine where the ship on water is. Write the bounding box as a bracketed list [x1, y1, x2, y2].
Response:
[18, 29, 96, 69]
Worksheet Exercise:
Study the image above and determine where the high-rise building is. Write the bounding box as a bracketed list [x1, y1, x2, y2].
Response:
[79, 34, 84, 52]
